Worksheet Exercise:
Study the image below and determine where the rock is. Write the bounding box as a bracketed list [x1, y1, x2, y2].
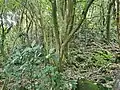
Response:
[109, 64, 120, 70]
[104, 76, 113, 81]
[74, 78, 111, 90]
[113, 78, 120, 90]
[98, 78, 106, 84]
[75, 78, 99, 90]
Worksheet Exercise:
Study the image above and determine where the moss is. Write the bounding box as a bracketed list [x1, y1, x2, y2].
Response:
[75, 78, 112, 90]
[75, 78, 99, 90]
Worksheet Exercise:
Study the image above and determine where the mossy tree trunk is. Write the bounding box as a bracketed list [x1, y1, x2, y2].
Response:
[106, 0, 115, 43]
[116, 0, 120, 47]
[49, 0, 95, 71]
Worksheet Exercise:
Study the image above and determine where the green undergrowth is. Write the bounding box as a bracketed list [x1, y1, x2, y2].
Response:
[3, 43, 75, 90]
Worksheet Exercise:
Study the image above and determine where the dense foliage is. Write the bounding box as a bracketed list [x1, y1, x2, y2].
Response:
[0, 0, 120, 90]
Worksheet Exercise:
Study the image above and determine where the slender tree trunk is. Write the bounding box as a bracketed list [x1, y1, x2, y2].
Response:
[50, 0, 60, 55]
[60, 0, 95, 63]
[0, 10, 6, 60]
[106, 0, 115, 43]
[116, 0, 120, 47]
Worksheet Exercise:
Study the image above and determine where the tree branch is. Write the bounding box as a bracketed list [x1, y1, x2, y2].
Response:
[62, 0, 95, 47]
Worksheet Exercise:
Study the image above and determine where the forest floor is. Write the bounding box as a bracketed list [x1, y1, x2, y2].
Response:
[0, 41, 120, 89]
[63, 41, 120, 89]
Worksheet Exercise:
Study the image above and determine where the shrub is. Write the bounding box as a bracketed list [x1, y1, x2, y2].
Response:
[3, 43, 72, 90]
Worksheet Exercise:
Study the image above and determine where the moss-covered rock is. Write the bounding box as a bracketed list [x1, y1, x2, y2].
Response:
[75, 78, 112, 90]
[75, 78, 99, 90]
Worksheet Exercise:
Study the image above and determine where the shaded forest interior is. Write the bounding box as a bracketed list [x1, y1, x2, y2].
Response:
[0, 0, 120, 90]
